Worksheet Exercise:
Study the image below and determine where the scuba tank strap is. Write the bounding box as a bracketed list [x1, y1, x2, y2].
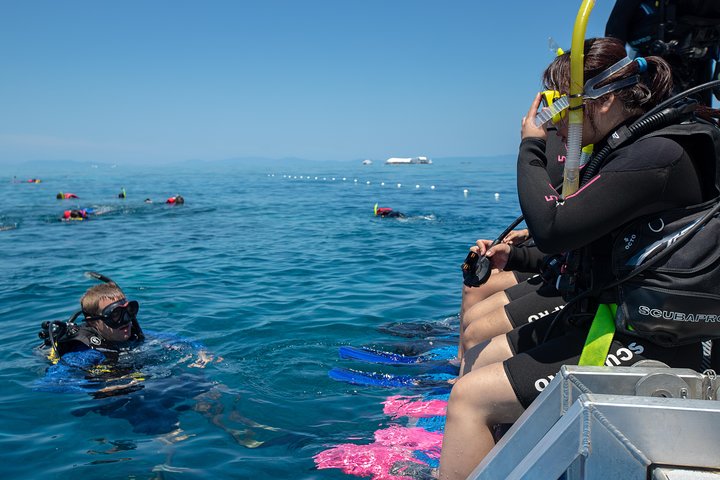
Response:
[581, 100, 699, 185]
[578, 303, 618, 366]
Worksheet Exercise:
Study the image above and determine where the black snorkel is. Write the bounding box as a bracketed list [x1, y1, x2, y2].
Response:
[83, 271, 115, 284]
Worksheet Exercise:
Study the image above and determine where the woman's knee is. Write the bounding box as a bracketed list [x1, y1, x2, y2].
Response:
[462, 292, 509, 331]
[450, 363, 512, 411]
[462, 271, 515, 307]
[447, 373, 481, 410]
[462, 308, 512, 350]
[462, 334, 512, 374]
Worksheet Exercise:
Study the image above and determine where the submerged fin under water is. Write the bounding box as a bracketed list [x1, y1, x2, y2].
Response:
[315, 394, 449, 479]
[338, 345, 457, 366]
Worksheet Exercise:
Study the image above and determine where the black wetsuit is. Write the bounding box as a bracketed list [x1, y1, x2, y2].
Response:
[504, 119, 717, 408]
[519, 124, 704, 285]
[493, 128, 567, 279]
[488, 127, 568, 324]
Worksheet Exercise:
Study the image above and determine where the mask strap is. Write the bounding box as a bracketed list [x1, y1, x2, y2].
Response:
[583, 56, 639, 99]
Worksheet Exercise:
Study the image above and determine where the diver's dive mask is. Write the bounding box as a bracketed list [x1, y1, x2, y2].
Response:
[535, 56, 641, 127]
[84, 298, 139, 329]
[539, 90, 569, 125]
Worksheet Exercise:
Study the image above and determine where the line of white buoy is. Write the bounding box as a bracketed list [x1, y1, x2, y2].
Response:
[269, 173, 501, 200]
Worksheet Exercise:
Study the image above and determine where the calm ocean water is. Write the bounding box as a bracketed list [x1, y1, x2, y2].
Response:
[1, 157, 520, 479]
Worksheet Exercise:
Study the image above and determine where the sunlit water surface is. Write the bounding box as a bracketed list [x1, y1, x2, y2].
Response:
[1, 158, 519, 479]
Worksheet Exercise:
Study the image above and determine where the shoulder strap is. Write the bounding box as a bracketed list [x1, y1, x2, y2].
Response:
[578, 304, 618, 366]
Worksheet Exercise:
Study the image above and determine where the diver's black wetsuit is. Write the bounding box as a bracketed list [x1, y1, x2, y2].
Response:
[481, 127, 568, 324]
[518, 127, 703, 278]
[503, 119, 717, 407]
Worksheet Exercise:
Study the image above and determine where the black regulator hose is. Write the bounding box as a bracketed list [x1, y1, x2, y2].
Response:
[645, 80, 720, 118]
[581, 103, 697, 184]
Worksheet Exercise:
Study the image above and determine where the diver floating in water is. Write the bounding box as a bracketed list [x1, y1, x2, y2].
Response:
[56, 192, 79, 199]
[166, 195, 185, 205]
[37, 273, 146, 390]
[35, 272, 278, 445]
[118, 187, 126, 199]
[374, 203, 405, 218]
[27, 178, 41, 183]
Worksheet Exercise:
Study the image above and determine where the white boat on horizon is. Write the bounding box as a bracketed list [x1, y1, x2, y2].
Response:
[385, 156, 432, 165]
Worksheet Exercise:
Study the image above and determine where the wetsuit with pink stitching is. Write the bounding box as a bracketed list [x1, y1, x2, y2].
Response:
[504, 120, 713, 408]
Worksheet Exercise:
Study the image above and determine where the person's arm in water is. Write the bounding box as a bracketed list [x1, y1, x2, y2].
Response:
[149, 330, 220, 368]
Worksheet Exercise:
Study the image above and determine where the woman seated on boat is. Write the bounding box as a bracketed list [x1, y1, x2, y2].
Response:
[438, 37, 720, 479]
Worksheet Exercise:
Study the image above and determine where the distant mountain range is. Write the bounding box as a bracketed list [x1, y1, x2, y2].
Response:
[3, 154, 516, 170]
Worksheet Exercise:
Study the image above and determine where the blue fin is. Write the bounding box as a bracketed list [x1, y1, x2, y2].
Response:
[339, 346, 425, 365]
[328, 367, 454, 392]
[338, 345, 456, 365]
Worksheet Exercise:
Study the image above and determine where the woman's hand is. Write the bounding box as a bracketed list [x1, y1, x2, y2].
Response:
[503, 228, 530, 245]
[470, 240, 511, 271]
[521, 92, 547, 141]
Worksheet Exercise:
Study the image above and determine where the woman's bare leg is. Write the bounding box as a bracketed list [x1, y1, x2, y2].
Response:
[439, 362, 525, 480]
[460, 305, 514, 363]
[459, 289, 511, 359]
[460, 331, 513, 376]
[460, 270, 517, 322]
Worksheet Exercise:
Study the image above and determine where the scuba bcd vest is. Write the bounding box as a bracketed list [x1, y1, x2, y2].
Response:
[39, 313, 145, 363]
[607, 119, 720, 347]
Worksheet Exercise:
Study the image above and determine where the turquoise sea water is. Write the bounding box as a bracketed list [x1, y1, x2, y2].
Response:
[1, 158, 519, 479]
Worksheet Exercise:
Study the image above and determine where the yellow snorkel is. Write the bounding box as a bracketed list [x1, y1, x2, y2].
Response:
[563, 0, 595, 198]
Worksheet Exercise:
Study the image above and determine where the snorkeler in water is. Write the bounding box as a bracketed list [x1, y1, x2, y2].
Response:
[166, 195, 185, 205]
[56, 192, 79, 199]
[374, 204, 405, 218]
[61, 209, 93, 221]
[118, 188, 126, 199]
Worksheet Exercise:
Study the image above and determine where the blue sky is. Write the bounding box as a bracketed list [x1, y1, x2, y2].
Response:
[0, 1, 615, 164]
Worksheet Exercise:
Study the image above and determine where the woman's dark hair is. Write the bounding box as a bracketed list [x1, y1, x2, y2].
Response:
[542, 37, 673, 126]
